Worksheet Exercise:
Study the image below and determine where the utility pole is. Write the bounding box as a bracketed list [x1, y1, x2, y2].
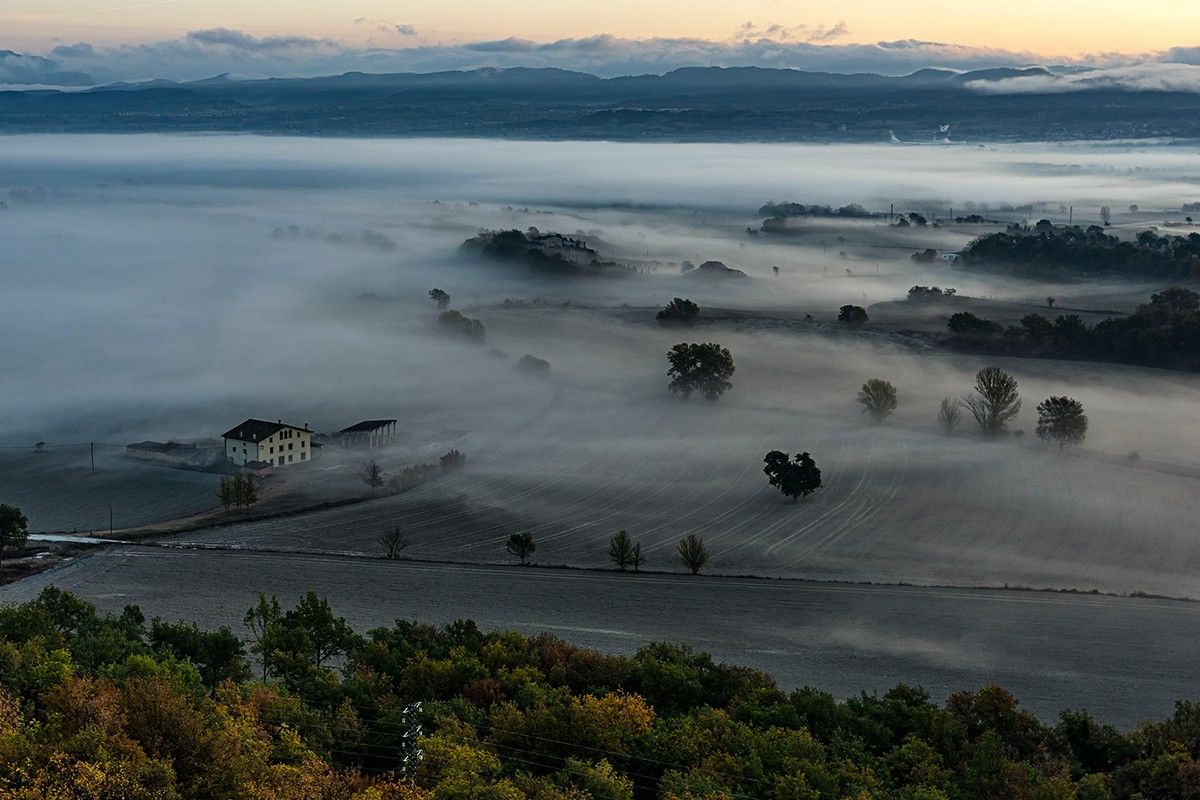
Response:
[1069, 205, 1073, 224]
[109, 507, 113, 537]
[90, 442, 95, 474]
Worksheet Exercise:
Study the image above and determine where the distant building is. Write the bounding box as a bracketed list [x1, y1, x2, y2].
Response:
[126, 439, 221, 468]
[940, 252, 961, 264]
[222, 418, 312, 468]
[338, 419, 398, 449]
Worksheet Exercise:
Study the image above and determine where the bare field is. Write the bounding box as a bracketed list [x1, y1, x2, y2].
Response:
[4, 547, 1197, 728]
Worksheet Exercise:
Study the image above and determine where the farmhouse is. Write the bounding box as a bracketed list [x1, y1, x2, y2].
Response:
[222, 418, 312, 467]
[338, 419, 398, 449]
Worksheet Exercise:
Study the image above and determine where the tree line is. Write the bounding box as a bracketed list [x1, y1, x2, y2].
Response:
[0, 585, 1196, 798]
[943, 287, 1200, 370]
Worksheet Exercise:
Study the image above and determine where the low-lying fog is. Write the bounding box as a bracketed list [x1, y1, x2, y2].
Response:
[3, 134, 1200, 594]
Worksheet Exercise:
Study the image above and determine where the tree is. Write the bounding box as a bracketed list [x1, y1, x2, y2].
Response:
[656, 298, 700, 324]
[243, 593, 283, 679]
[428, 288, 451, 309]
[838, 305, 869, 326]
[438, 309, 485, 342]
[506, 532, 536, 565]
[232, 473, 258, 508]
[440, 449, 467, 470]
[1020, 313, 1053, 347]
[677, 534, 710, 575]
[286, 591, 357, 668]
[947, 312, 1002, 337]
[938, 397, 962, 434]
[379, 526, 410, 559]
[0, 504, 28, 567]
[608, 530, 642, 571]
[217, 476, 235, 511]
[1035, 396, 1088, 450]
[858, 379, 898, 422]
[763, 451, 823, 502]
[963, 367, 1021, 436]
[1100, 205, 1112, 225]
[361, 461, 385, 491]
[1047, 296, 1056, 309]
[667, 342, 735, 401]
[1149, 286, 1200, 315]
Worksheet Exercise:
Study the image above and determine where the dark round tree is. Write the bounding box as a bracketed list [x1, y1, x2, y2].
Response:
[667, 342, 734, 401]
[838, 305, 869, 326]
[1035, 396, 1088, 450]
[763, 451, 823, 502]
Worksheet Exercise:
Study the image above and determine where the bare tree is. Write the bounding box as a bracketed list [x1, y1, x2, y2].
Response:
[937, 398, 962, 434]
[677, 534, 710, 575]
[361, 461, 385, 491]
[378, 526, 410, 559]
[963, 367, 1021, 436]
[1035, 396, 1088, 450]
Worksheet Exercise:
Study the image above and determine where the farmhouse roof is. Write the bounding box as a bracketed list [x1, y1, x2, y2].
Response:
[222, 418, 307, 441]
[340, 419, 397, 434]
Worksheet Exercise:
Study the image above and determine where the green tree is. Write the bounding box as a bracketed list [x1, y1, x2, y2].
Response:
[1035, 396, 1088, 450]
[838, 305, 869, 326]
[0, 504, 28, 567]
[285, 591, 357, 668]
[667, 342, 735, 401]
[656, 297, 700, 324]
[858, 379, 898, 422]
[242, 592, 283, 679]
[1021, 313, 1053, 347]
[608, 530, 639, 571]
[963, 367, 1021, 436]
[676, 534, 710, 574]
[232, 473, 258, 508]
[763, 451, 823, 502]
[217, 476, 235, 511]
[506, 532, 536, 565]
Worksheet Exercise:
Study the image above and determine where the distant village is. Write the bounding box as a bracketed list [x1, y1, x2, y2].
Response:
[125, 417, 401, 474]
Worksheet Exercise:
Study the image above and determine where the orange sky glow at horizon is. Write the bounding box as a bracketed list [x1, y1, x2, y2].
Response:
[2, 0, 1197, 58]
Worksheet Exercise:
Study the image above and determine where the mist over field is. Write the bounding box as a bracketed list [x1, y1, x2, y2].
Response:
[4, 133, 1200, 596]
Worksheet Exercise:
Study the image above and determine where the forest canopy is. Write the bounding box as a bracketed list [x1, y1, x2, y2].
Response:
[0, 587, 1197, 799]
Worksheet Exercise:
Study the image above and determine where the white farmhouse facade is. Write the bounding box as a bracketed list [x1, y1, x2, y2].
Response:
[221, 418, 312, 468]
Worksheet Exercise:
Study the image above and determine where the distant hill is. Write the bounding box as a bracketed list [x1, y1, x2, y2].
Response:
[1, 65, 1198, 141]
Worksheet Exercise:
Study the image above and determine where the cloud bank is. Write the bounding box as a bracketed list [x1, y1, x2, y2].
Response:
[1, 28, 1198, 91]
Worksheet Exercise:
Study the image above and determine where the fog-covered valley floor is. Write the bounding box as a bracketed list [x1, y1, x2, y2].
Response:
[4, 134, 1200, 597]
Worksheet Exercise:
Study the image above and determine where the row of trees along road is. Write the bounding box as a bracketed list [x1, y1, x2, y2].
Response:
[858, 367, 1089, 447]
[497, 530, 717, 575]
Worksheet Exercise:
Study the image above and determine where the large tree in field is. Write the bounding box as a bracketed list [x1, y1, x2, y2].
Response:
[763, 451, 823, 502]
[963, 367, 1021, 436]
[858, 379, 898, 423]
[677, 534, 710, 575]
[667, 342, 735, 401]
[608, 529, 644, 571]
[506, 532, 536, 565]
[838, 305, 869, 326]
[937, 397, 962, 434]
[0, 504, 28, 567]
[1035, 396, 1088, 450]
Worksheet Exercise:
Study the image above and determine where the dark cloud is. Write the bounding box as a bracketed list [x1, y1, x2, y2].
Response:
[353, 18, 418, 37]
[733, 20, 852, 43]
[184, 28, 334, 52]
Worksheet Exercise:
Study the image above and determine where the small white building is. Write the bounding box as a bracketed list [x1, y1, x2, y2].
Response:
[940, 252, 961, 264]
[222, 418, 312, 468]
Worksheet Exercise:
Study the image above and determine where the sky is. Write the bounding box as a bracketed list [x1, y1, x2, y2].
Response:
[1, 0, 1199, 85]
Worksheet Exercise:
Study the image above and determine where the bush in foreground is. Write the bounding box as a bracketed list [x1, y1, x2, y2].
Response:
[0, 587, 1197, 799]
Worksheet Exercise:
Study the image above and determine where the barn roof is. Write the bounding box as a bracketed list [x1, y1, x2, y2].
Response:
[340, 419, 397, 434]
[222, 418, 307, 441]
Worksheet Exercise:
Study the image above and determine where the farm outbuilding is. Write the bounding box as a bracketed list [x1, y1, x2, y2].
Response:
[338, 419, 398, 449]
